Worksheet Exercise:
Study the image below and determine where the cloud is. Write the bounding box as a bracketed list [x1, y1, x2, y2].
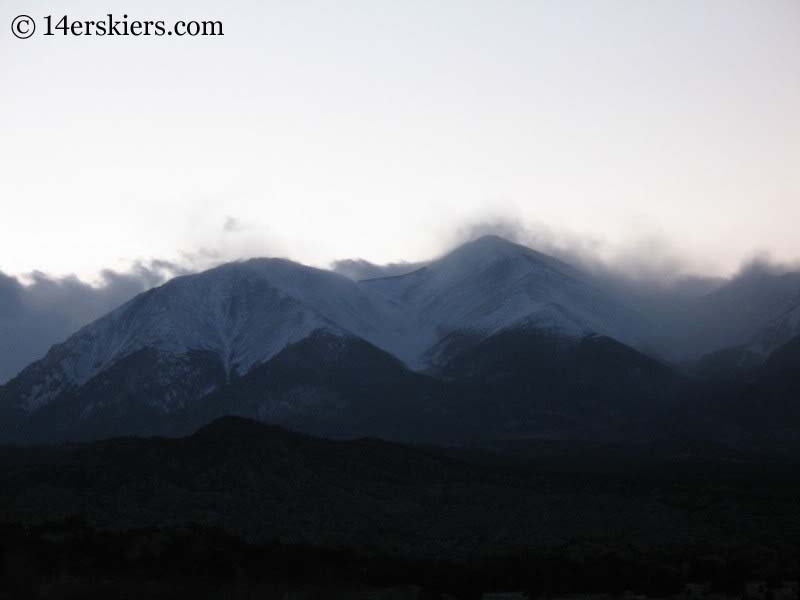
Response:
[0, 260, 188, 384]
[223, 216, 245, 234]
[330, 216, 733, 301]
[732, 251, 800, 282]
[331, 259, 426, 280]
[446, 217, 724, 293]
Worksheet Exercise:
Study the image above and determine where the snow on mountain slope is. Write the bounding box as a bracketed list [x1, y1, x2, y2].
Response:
[8, 259, 413, 413]
[362, 235, 645, 352]
[2, 236, 650, 419]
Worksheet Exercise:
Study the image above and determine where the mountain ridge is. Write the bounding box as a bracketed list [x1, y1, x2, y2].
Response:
[3, 235, 800, 447]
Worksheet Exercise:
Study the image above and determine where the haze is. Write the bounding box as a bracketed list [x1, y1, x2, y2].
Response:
[1, 0, 799, 281]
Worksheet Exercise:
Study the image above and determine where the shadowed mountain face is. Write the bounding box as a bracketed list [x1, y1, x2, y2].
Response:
[651, 270, 800, 361]
[0, 349, 227, 444]
[722, 334, 800, 448]
[437, 329, 680, 441]
[180, 331, 451, 442]
[1, 235, 799, 448]
[0, 328, 682, 445]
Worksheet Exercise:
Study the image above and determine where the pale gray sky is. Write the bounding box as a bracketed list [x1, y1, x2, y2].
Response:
[1, 0, 799, 281]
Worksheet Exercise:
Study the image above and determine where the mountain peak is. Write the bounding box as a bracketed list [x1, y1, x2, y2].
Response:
[449, 234, 530, 257]
[437, 235, 581, 280]
[358, 233, 642, 351]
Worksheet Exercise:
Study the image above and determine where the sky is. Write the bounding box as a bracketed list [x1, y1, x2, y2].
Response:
[1, 0, 799, 283]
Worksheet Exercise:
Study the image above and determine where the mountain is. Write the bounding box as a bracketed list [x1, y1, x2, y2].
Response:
[440, 327, 679, 442]
[669, 330, 800, 453]
[682, 296, 800, 380]
[178, 330, 451, 442]
[749, 301, 800, 356]
[363, 235, 648, 364]
[0, 236, 667, 444]
[0, 258, 419, 440]
[0, 235, 732, 446]
[731, 333, 800, 448]
[179, 327, 679, 444]
[659, 269, 800, 360]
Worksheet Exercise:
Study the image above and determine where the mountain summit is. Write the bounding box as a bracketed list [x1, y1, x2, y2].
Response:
[364, 235, 644, 353]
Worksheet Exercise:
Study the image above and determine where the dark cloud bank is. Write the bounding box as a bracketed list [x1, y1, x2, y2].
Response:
[2, 223, 799, 383]
[0, 261, 188, 383]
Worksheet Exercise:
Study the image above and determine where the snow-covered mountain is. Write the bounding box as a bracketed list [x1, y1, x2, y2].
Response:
[4, 234, 800, 447]
[362, 235, 646, 356]
[0, 235, 657, 442]
[2, 258, 418, 414]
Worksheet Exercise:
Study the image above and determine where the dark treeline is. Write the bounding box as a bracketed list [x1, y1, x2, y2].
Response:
[3, 418, 800, 598]
[2, 519, 800, 600]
